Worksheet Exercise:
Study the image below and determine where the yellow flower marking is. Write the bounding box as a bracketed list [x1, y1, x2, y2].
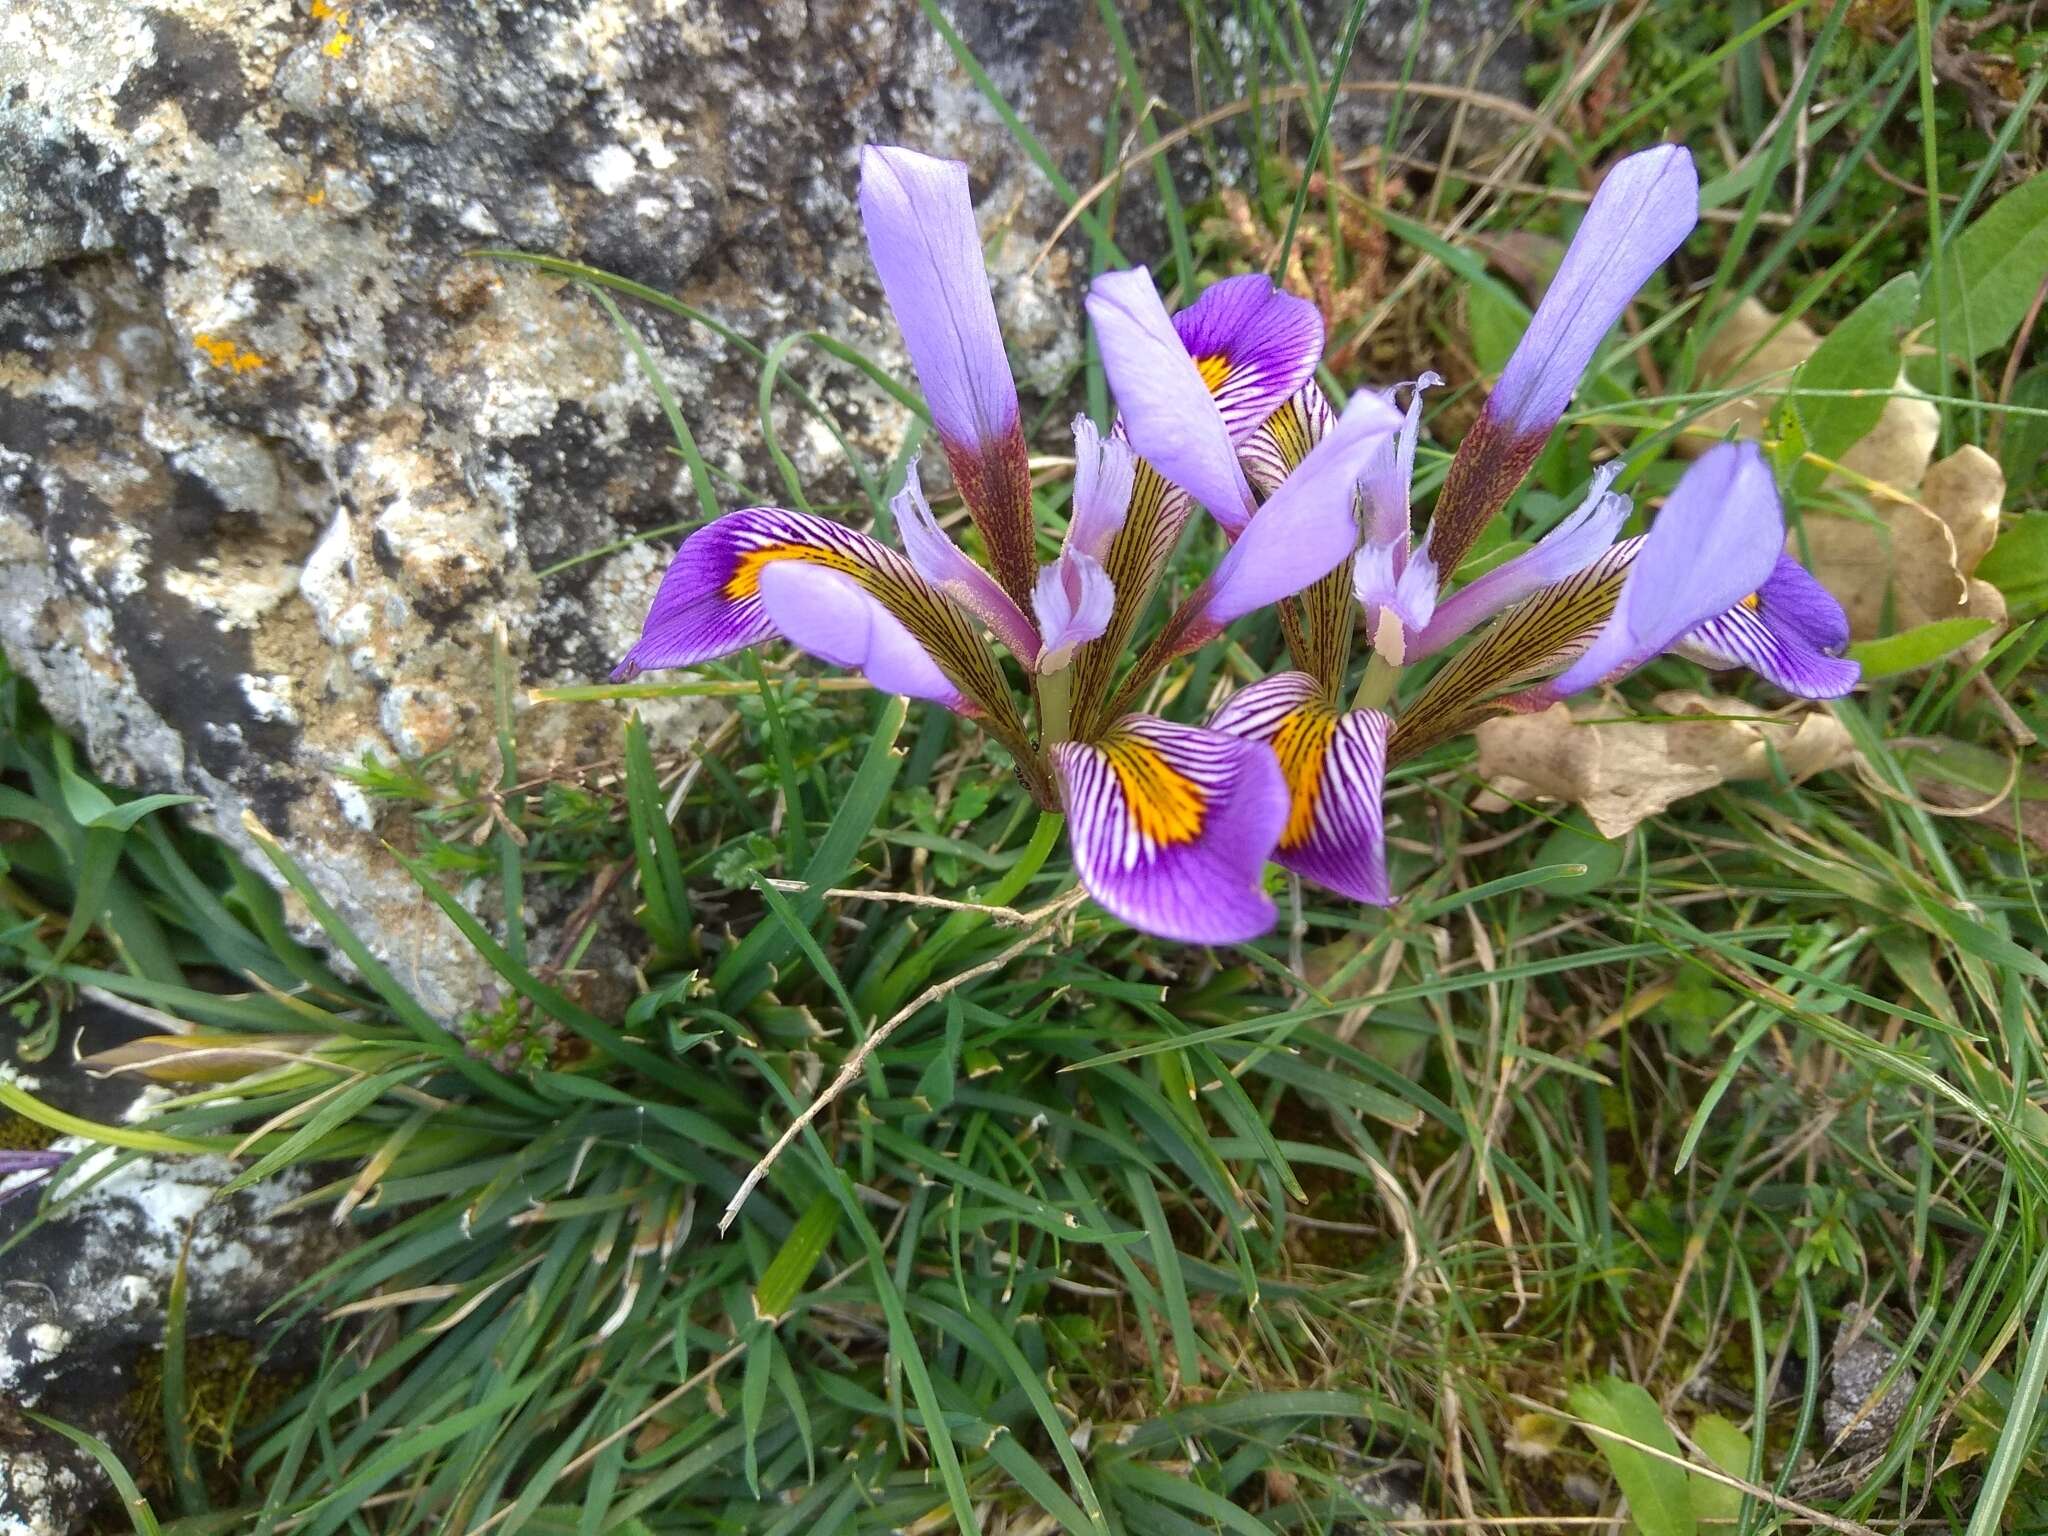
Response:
[192, 333, 266, 373]
[1270, 704, 1337, 849]
[1102, 735, 1205, 848]
[722, 541, 865, 601]
[1741, 592, 1762, 611]
[1196, 354, 1232, 393]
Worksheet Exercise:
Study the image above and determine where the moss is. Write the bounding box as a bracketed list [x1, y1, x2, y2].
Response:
[100, 1334, 307, 1523]
[0, 1111, 59, 1152]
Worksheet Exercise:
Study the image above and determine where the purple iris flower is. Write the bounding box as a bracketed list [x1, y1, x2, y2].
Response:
[0, 1149, 65, 1209]
[615, 146, 1392, 943]
[615, 140, 1859, 941]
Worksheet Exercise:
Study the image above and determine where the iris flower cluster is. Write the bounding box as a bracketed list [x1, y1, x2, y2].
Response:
[616, 144, 1857, 944]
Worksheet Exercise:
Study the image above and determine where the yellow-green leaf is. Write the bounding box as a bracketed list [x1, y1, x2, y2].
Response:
[752, 1192, 840, 1320]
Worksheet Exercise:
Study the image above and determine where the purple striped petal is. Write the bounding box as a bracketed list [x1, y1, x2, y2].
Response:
[1210, 673, 1391, 905]
[611, 506, 1017, 728]
[1551, 441, 1782, 696]
[1032, 549, 1115, 674]
[757, 562, 971, 711]
[859, 146, 1019, 458]
[1052, 714, 1287, 944]
[1411, 462, 1632, 659]
[1067, 415, 1137, 561]
[1489, 145, 1698, 439]
[1675, 554, 1860, 698]
[1169, 273, 1326, 440]
[892, 463, 1040, 661]
[1198, 390, 1405, 628]
[1088, 267, 1258, 533]
[1360, 373, 1442, 547]
[1240, 382, 1334, 497]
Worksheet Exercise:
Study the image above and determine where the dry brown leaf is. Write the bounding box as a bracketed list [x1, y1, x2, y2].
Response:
[1802, 445, 2010, 650]
[1689, 297, 1939, 495]
[1473, 691, 1858, 838]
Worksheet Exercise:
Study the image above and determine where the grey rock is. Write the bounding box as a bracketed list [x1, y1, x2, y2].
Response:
[0, 1006, 351, 1535]
[1824, 1306, 1915, 1452]
[0, 0, 1526, 1022]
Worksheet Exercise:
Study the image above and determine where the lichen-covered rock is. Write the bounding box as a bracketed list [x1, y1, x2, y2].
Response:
[0, 1007, 352, 1536]
[0, 0, 1524, 1021]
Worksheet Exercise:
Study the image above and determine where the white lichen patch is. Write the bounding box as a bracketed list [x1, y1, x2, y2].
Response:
[163, 554, 307, 630]
[584, 142, 638, 195]
[239, 673, 300, 725]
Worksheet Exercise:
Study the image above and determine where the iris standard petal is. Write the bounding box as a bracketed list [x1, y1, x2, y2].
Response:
[1427, 144, 1698, 583]
[0, 1149, 65, 1208]
[1067, 415, 1138, 561]
[858, 146, 1020, 457]
[1359, 372, 1442, 548]
[1087, 266, 1258, 533]
[1168, 273, 1326, 440]
[1052, 714, 1287, 944]
[758, 562, 973, 711]
[1676, 553, 1860, 697]
[1198, 389, 1405, 628]
[1410, 462, 1632, 658]
[892, 464, 1040, 661]
[860, 145, 1038, 609]
[1489, 146, 1698, 438]
[1032, 549, 1116, 673]
[1210, 673, 1392, 904]
[1551, 441, 1782, 696]
[1239, 381, 1334, 497]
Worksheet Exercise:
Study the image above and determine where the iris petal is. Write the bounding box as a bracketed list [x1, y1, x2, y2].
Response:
[892, 464, 1040, 662]
[1551, 441, 1781, 695]
[1067, 415, 1137, 561]
[1676, 554, 1860, 697]
[1168, 273, 1326, 441]
[1239, 382, 1334, 498]
[858, 146, 1020, 457]
[1087, 267, 1259, 533]
[1210, 673, 1392, 904]
[1032, 549, 1115, 673]
[759, 562, 973, 711]
[1489, 146, 1698, 438]
[1198, 390, 1404, 628]
[613, 506, 1019, 731]
[1052, 714, 1287, 943]
[1428, 144, 1698, 583]
[859, 145, 1038, 608]
[1411, 462, 1632, 658]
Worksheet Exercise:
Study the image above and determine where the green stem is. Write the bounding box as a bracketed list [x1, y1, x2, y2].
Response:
[868, 809, 1066, 1019]
[1352, 653, 1400, 712]
[1038, 668, 1074, 746]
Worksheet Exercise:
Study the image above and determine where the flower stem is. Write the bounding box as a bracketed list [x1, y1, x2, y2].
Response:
[1037, 667, 1073, 746]
[1352, 654, 1400, 711]
[865, 808, 1066, 1019]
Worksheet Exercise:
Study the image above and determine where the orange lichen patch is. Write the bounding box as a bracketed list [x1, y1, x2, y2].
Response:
[192, 333, 266, 373]
[323, 28, 353, 56]
[722, 541, 865, 601]
[305, 187, 326, 206]
[1270, 704, 1337, 849]
[1102, 735, 1206, 848]
[1196, 354, 1232, 393]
